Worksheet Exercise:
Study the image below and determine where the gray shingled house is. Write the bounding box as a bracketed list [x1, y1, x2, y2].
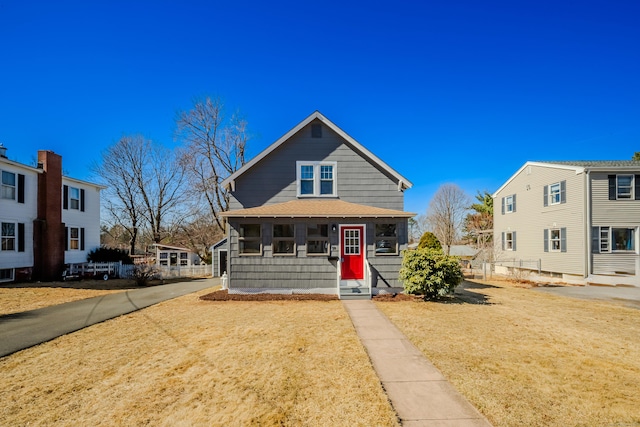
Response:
[493, 160, 640, 286]
[219, 111, 414, 299]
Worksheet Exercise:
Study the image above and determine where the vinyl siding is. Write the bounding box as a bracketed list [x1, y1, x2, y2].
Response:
[229, 120, 404, 211]
[590, 172, 640, 275]
[0, 164, 38, 270]
[62, 180, 102, 264]
[494, 164, 586, 276]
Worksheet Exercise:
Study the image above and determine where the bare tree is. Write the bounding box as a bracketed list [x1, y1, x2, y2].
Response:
[409, 214, 429, 243]
[94, 135, 185, 254]
[175, 96, 248, 233]
[426, 184, 470, 255]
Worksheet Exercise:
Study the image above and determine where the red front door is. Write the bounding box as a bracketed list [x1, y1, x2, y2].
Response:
[341, 226, 364, 280]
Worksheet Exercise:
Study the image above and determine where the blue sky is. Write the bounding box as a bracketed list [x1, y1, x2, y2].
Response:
[1, 0, 639, 214]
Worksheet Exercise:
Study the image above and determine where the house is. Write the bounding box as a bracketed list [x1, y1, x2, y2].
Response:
[211, 237, 227, 277]
[0, 146, 103, 283]
[219, 111, 414, 299]
[493, 160, 640, 286]
[152, 244, 201, 267]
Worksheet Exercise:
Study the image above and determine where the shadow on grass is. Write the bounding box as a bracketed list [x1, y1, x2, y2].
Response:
[444, 280, 498, 305]
[0, 277, 200, 291]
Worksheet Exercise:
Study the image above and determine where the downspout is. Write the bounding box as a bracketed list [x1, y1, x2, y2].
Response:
[584, 169, 591, 281]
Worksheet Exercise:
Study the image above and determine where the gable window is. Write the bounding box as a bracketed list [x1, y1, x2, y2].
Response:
[296, 161, 337, 197]
[544, 228, 566, 252]
[307, 224, 328, 255]
[273, 224, 295, 255]
[1, 222, 15, 251]
[608, 175, 640, 200]
[592, 227, 636, 253]
[502, 194, 516, 214]
[502, 231, 516, 251]
[1, 171, 15, 200]
[375, 224, 398, 255]
[239, 224, 261, 255]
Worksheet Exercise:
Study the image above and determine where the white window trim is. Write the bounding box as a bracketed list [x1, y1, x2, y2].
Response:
[0, 268, 15, 283]
[616, 175, 634, 200]
[549, 183, 561, 205]
[505, 231, 514, 250]
[505, 195, 514, 213]
[596, 226, 638, 253]
[549, 228, 561, 252]
[1, 170, 16, 201]
[68, 226, 81, 251]
[69, 186, 81, 210]
[1, 220, 17, 252]
[296, 161, 337, 197]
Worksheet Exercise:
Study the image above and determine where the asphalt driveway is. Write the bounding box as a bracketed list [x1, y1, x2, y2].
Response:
[535, 284, 640, 309]
[0, 278, 219, 358]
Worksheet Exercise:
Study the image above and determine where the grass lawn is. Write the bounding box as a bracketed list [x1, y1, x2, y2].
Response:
[376, 279, 640, 427]
[0, 286, 399, 426]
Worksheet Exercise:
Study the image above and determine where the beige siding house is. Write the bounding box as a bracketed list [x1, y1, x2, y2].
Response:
[493, 161, 640, 286]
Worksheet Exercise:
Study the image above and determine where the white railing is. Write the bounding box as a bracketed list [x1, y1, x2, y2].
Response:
[66, 262, 211, 280]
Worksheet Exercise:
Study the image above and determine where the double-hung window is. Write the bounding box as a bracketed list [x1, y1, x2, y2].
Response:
[69, 227, 80, 250]
[273, 224, 295, 255]
[544, 181, 566, 206]
[608, 175, 640, 200]
[1, 222, 16, 251]
[1, 171, 16, 200]
[544, 228, 567, 252]
[70, 187, 80, 210]
[617, 175, 633, 199]
[296, 161, 337, 197]
[502, 194, 516, 214]
[549, 183, 561, 204]
[502, 231, 516, 251]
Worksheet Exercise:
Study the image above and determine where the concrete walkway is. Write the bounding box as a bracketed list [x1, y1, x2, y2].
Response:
[343, 300, 492, 426]
[0, 278, 219, 358]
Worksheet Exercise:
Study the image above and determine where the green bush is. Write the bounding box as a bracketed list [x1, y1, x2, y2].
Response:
[87, 247, 133, 264]
[399, 248, 462, 300]
[418, 231, 442, 251]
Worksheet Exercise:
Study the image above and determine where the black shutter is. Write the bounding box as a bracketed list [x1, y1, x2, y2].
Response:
[80, 228, 85, 251]
[560, 227, 567, 252]
[591, 227, 599, 254]
[65, 227, 69, 251]
[543, 229, 549, 252]
[512, 194, 516, 212]
[635, 175, 640, 200]
[501, 232, 505, 250]
[17, 174, 25, 204]
[608, 175, 616, 200]
[80, 189, 85, 212]
[512, 231, 516, 251]
[543, 185, 548, 207]
[63, 185, 69, 209]
[18, 223, 25, 252]
[560, 181, 566, 204]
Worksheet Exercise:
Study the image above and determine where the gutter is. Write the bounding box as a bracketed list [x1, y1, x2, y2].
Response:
[584, 169, 591, 280]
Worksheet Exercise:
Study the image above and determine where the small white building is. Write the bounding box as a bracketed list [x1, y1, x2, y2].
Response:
[152, 244, 200, 267]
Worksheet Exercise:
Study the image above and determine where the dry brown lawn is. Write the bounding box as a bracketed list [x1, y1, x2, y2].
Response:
[376, 279, 640, 427]
[0, 286, 398, 426]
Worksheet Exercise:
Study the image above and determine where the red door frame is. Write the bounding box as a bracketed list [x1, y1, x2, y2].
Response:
[340, 225, 365, 280]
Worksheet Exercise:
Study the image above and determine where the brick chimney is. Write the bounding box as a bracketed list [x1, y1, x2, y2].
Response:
[33, 151, 65, 281]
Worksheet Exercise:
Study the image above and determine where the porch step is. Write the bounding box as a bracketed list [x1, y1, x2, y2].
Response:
[340, 293, 372, 300]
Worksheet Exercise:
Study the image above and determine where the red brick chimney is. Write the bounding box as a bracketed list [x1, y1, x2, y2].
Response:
[33, 151, 65, 281]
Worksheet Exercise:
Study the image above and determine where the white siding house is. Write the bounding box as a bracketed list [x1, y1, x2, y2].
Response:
[62, 177, 103, 264]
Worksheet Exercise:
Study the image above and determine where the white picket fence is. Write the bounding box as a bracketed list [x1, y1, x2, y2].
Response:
[66, 262, 212, 280]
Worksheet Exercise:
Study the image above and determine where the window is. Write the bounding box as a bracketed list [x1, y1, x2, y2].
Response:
[550, 229, 561, 251]
[239, 224, 261, 254]
[273, 224, 295, 254]
[609, 175, 640, 200]
[592, 227, 636, 253]
[296, 162, 337, 197]
[375, 224, 398, 255]
[502, 231, 516, 251]
[180, 252, 188, 266]
[69, 187, 80, 210]
[1, 222, 15, 251]
[0, 268, 14, 282]
[1, 171, 15, 200]
[502, 194, 516, 214]
[159, 252, 168, 266]
[69, 227, 80, 250]
[544, 181, 566, 206]
[307, 224, 329, 255]
[544, 228, 566, 252]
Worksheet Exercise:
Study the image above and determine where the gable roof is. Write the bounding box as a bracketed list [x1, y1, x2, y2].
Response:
[220, 199, 415, 218]
[493, 160, 640, 197]
[221, 111, 413, 191]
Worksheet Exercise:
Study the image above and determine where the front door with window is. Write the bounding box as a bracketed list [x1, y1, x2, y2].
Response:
[341, 226, 364, 280]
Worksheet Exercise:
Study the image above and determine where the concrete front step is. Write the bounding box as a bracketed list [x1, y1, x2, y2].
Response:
[340, 294, 372, 300]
